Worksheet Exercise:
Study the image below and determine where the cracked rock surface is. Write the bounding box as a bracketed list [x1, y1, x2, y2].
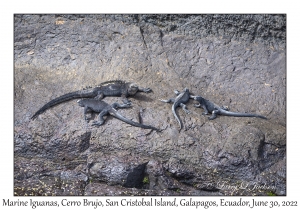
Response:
[14, 14, 286, 196]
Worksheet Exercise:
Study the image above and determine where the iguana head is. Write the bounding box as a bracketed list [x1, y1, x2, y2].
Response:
[127, 83, 139, 95]
[184, 87, 189, 93]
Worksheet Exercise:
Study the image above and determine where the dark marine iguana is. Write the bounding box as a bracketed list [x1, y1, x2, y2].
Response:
[190, 95, 268, 120]
[31, 80, 152, 119]
[77, 99, 160, 131]
[160, 88, 193, 130]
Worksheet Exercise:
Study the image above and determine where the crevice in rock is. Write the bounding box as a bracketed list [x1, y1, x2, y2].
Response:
[79, 131, 91, 153]
[139, 26, 148, 50]
[123, 162, 148, 189]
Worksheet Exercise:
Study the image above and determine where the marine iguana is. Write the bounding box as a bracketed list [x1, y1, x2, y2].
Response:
[31, 80, 152, 119]
[160, 88, 193, 130]
[191, 95, 268, 120]
[77, 99, 160, 131]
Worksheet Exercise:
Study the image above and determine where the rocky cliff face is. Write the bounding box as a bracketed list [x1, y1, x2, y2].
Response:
[14, 14, 286, 196]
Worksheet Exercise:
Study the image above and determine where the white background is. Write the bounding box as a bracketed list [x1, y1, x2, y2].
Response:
[1, 0, 298, 209]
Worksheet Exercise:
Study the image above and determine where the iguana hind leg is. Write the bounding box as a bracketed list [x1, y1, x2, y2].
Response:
[92, 110, 108, 126]
[180, 103, 190, 114]
[160, 98, 175, 103]
[201, 105, 209, 115]
[208, 109, 220, 120]
[83, 106, 93, 122]
[220, 106, 229, 111]
[112, 102, 131, 109]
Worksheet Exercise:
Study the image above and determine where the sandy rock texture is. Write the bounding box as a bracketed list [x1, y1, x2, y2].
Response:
[14, 14, 286, 196]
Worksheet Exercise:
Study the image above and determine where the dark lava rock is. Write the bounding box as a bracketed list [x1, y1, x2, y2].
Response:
[14, 14, 286, 196]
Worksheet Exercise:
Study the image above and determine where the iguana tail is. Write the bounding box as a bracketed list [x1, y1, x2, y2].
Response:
[31, 89, 98, 119]
[172, 103, 183, 130]
[109, 109, 160, 131]
[219, 110, 268, 119]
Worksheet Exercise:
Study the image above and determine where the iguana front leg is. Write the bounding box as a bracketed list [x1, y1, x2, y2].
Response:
[121, 94, 131, 105]
[138, 87, 152, 93]
[94, 92, 104, 100]
[174, 90, 180, 95]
